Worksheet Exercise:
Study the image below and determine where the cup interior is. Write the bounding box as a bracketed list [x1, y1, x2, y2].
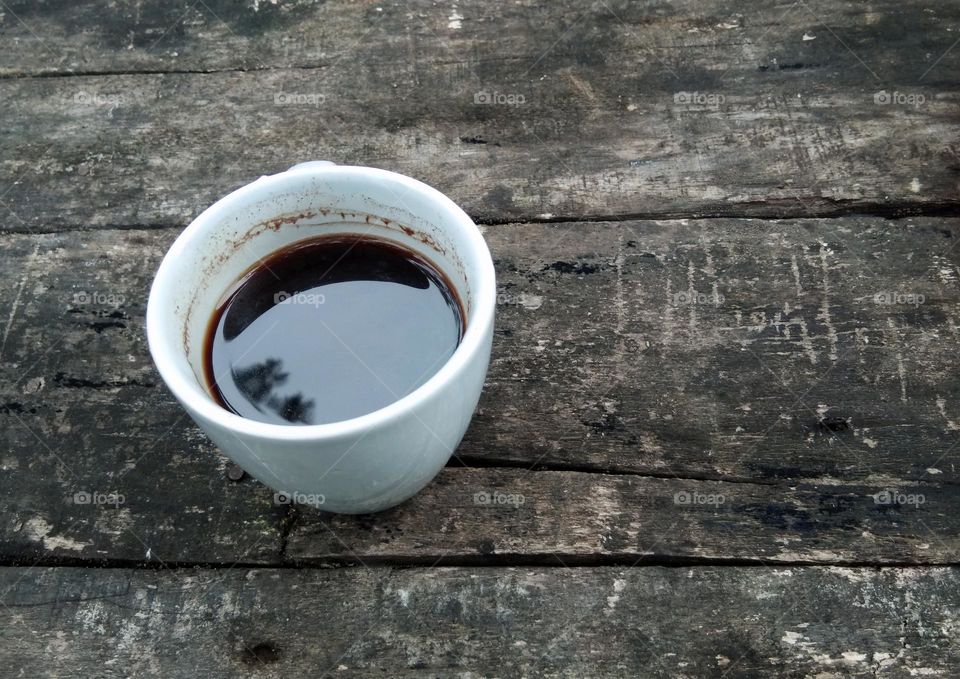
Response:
[147, 165, 492, 420]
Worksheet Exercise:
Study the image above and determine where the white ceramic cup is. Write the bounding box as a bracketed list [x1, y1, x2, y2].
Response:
[146, 162, 495, 513]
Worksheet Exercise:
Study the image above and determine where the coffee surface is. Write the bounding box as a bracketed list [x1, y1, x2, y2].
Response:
[204, 235, 464, 425]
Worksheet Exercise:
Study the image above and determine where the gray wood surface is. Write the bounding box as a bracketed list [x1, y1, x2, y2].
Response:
[3, 0, 960, 675]
[2, 217, 959, 566]
[1, 0, 958, 230]
[287, 466, 960, 566]
[2, 565, 959, 678]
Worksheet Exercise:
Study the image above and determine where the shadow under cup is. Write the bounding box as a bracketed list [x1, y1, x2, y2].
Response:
[146, 164, 496, 513]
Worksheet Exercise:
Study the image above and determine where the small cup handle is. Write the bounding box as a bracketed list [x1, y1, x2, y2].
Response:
[285, 161, 336, 173]
[252, 161, 336, 185]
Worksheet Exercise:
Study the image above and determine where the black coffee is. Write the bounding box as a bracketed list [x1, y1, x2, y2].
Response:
[203, 235, 464, 426]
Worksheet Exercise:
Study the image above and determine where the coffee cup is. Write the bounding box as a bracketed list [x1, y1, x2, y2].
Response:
[146, 162, 495, 513]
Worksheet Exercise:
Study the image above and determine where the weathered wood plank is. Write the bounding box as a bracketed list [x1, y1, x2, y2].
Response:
[2, 217, 960, 565]
[3, 0, 957, 80]
[286, 466, 960, 565]
[0, 418, 286, 565]
[3, 456, 958, 565]
[482, 217, 960, 482]
[0, 226, 285, 561]
[3, 217, 959, 483]
[1, 0, 957, 228]
[2, 565, 958, 677]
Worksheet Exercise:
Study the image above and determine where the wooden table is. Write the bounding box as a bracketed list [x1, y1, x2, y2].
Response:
[2, 1, 959, 676]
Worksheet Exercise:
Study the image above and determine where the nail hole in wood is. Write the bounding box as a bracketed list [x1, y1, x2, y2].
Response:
[243, 642, 280, 665]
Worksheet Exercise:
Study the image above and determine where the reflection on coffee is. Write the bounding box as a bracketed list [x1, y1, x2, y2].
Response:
[203, 235, 464, 425]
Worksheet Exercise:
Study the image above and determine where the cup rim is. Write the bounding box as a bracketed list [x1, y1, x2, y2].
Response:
[146, 164, 496, 441]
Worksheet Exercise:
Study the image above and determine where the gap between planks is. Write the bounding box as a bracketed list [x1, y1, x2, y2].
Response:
[2, 554, 960, 571]
[2, 204, 960, 236]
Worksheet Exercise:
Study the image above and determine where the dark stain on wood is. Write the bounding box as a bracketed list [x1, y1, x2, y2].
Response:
[241, 641, 281, 666]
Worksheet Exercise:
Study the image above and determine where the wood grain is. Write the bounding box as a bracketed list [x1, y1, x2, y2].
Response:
[4, 218, 960, 480]
[2, 565, 959, 678]
[4, 2, 960, 674]
[1, 0, 958, 229]
[2, 218, 960, 565]
[286, 466, 960, 566]
[0, 0, 957, 80]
